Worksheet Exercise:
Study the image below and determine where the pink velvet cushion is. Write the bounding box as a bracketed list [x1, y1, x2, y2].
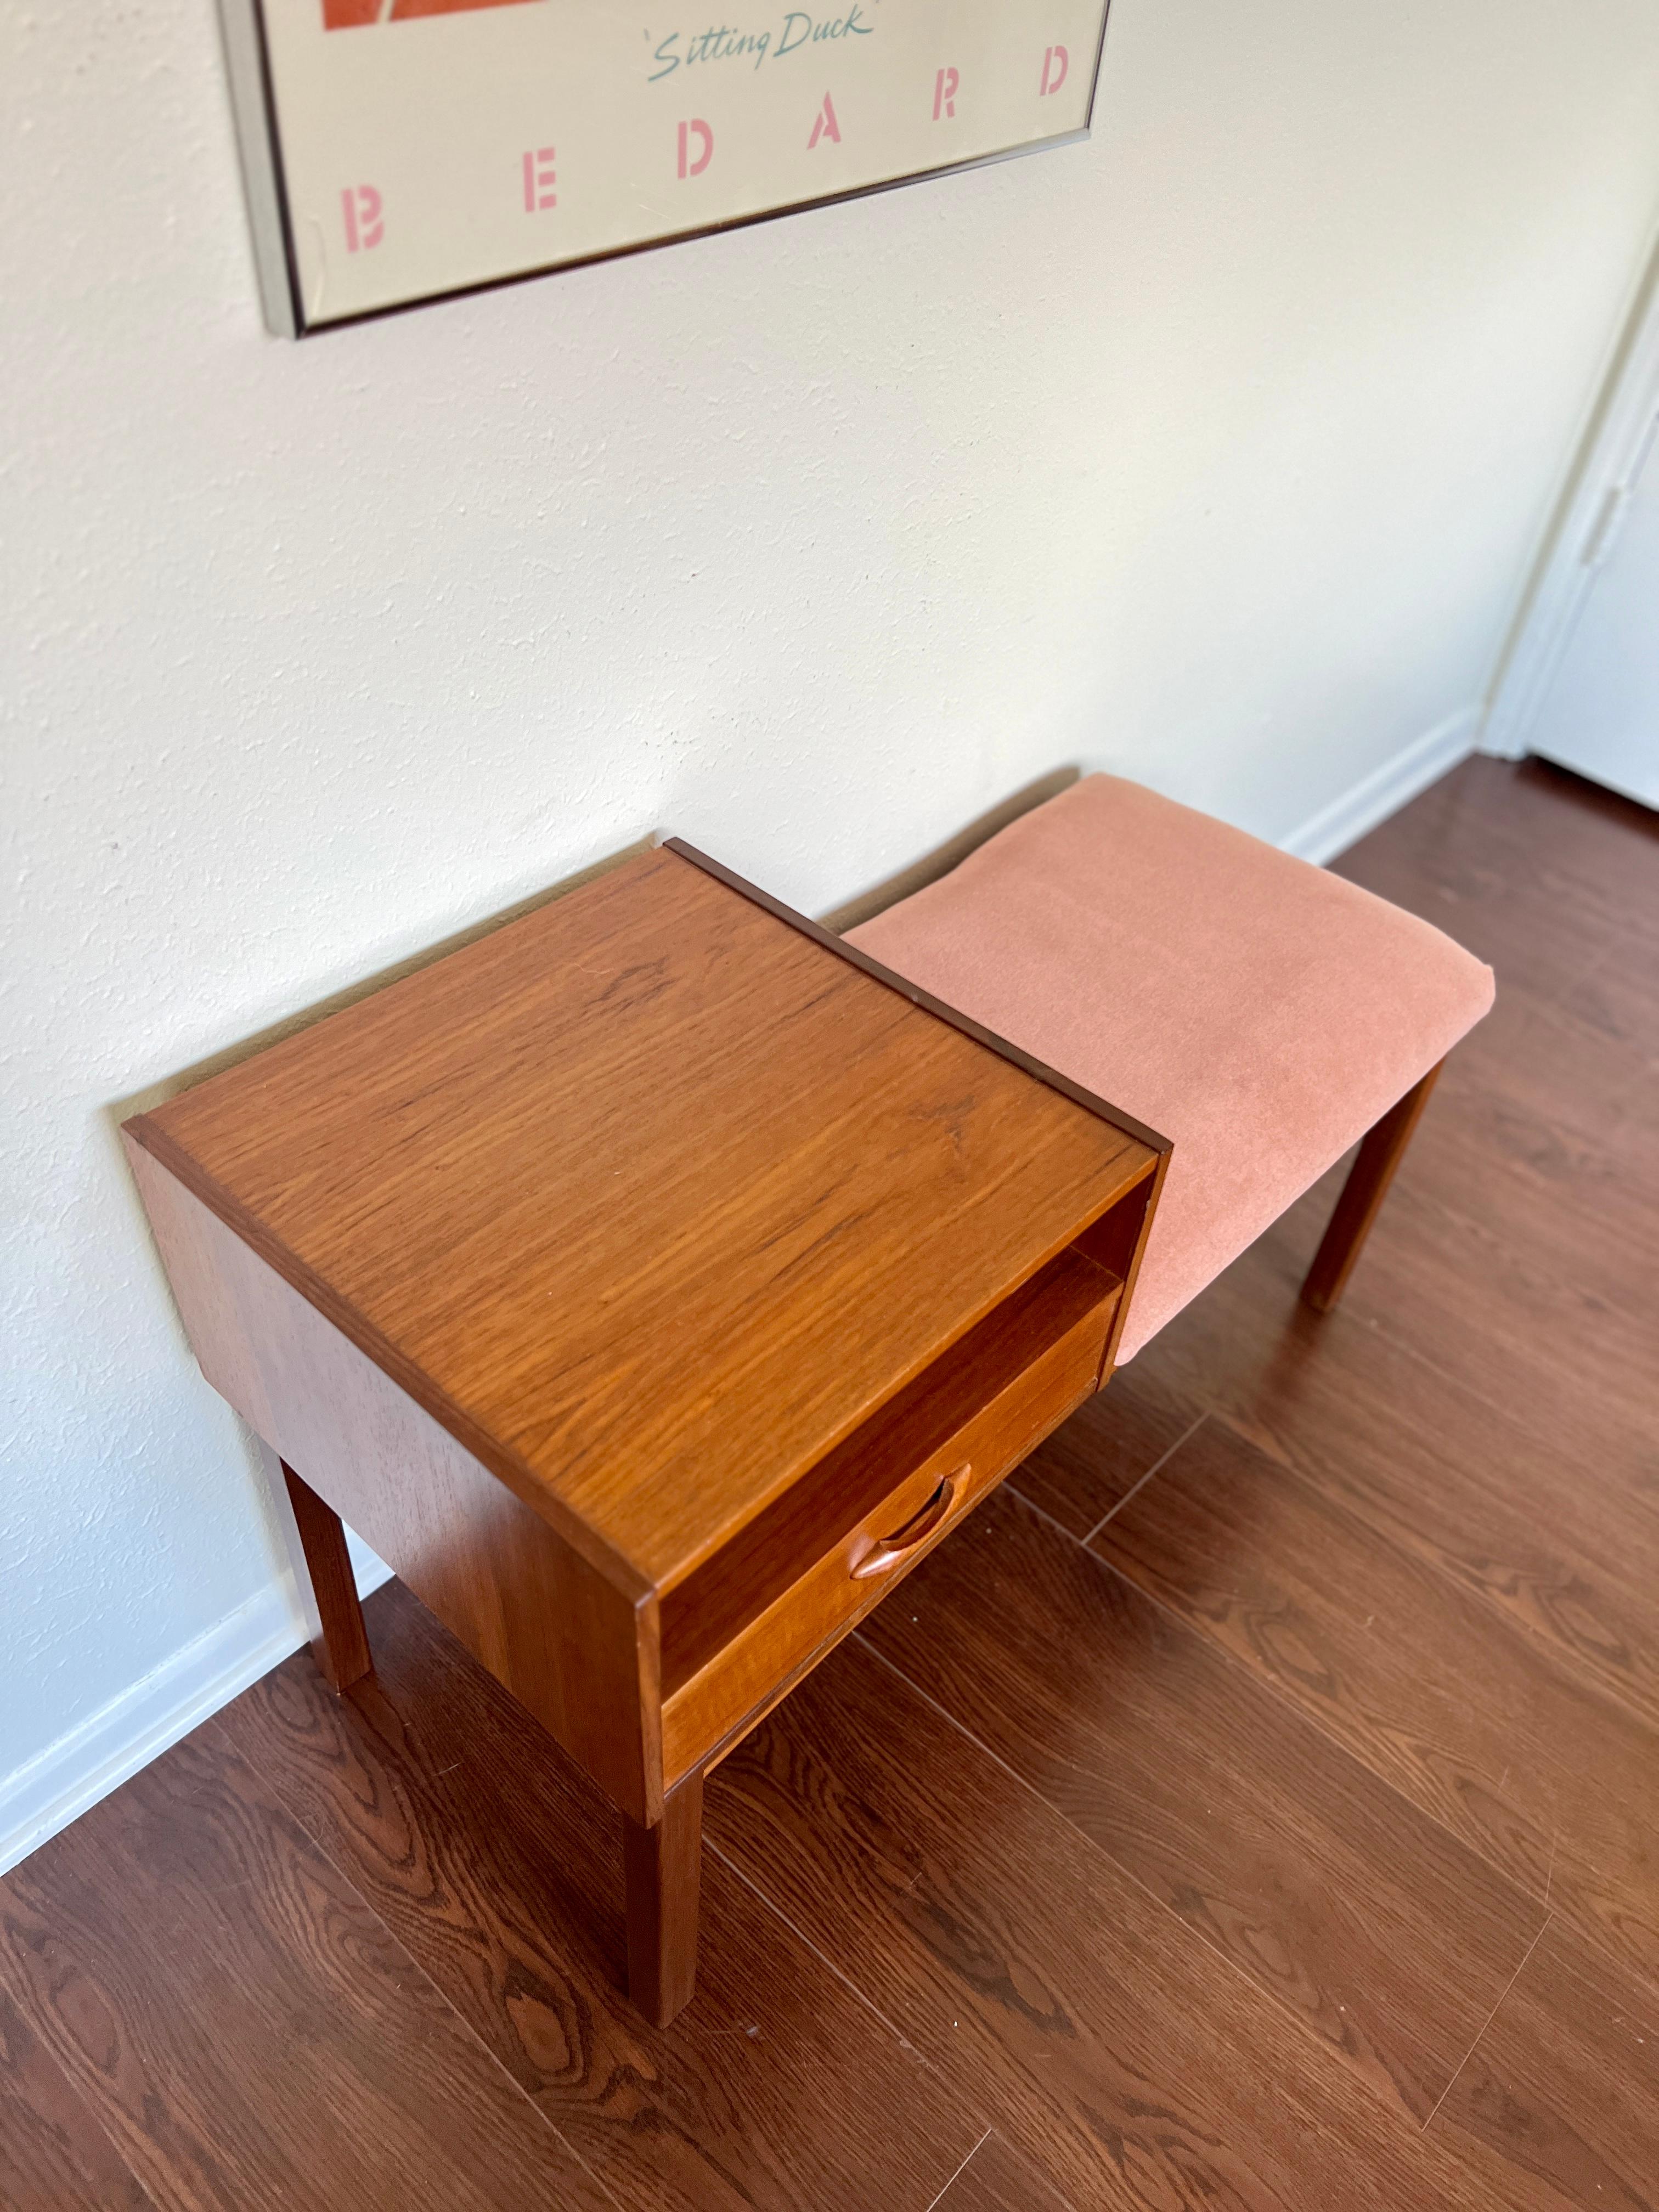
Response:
[847, 775, 1494, 1361]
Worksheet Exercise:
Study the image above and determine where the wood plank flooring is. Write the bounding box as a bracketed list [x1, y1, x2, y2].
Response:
[0, 1989, 155, 2211]
[3, 756, 1654, 2209]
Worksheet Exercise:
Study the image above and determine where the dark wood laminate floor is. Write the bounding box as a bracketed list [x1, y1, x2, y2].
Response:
[4, 757, 1654, 2210]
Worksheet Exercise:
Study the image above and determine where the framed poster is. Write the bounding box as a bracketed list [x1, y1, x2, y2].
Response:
[219, 1, 1114, 335]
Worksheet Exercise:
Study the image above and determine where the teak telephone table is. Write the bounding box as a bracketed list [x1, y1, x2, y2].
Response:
[124, 841, 1169, 2024]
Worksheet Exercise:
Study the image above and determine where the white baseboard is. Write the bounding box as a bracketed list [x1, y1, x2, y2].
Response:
[1279, 708, 1480, 865]
[0, 1551, 392, 1878]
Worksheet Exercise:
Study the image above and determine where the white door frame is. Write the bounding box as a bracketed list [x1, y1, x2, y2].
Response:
[1482, 229, 1659, 760]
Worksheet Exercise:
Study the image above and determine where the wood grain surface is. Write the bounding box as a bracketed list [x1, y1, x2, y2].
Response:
[1430, 1913, 1659, 2211]
[1094, 1217, 1659, 1740]
[0, 1725, 614, 2212]
[0, 1985, 156, 2210]
[128, 844, 1152, 1590]
[660, 1246, 1116, 1780]
[8, 755, 1653, 2211]
[670, 836, 1173, 1158]
[282, 1459, 373, 1692]
[860, 1482, 1545, 2127]
[1093, 1417, 1659, 1986]
[1300, 1059, 1443, 1311]
[661, 1246, 1118, 1691]
[127, 1143, 665, 1820]
[704, 1639, 1498, 2211]
[930, 2131, 1073, 2212]
[218, 1583, 984, 2212]
[1010, 1355, 1200, 1536]
[624, 1770, 705, 2026]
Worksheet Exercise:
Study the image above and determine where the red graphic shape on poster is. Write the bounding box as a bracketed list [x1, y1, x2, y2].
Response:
[933, 66, 958, 120]
[323, 0, 541, 29]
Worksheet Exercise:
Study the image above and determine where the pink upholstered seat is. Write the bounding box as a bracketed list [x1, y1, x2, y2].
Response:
[847, 775, 1494, 1361]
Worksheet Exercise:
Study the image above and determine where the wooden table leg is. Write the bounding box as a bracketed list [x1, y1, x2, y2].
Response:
[623, 1770, 704, 2028]
[1301, 1060, 1444, 1315]
[280, 1458, 374, 1695]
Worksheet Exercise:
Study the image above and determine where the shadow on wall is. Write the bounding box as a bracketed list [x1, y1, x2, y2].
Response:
[820, 766, 1082, 934]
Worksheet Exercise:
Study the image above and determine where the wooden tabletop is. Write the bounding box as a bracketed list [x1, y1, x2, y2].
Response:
[127, 845, 1154, 1594]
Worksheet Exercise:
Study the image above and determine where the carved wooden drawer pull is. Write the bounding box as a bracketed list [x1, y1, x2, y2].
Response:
[851, 1468, 967, 1580]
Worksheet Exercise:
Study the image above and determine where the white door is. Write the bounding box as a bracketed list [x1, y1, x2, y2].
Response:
[1530, 410, 1659, 808]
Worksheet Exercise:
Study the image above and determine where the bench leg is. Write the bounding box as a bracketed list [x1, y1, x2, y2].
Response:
[623, 1770, 704, 2028]
[277, 1454, 374, 1695]
[1301, 1062, 1444, 1316]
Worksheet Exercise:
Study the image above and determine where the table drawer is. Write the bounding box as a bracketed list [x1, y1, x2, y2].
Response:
[660, 1245, 1119, 1782]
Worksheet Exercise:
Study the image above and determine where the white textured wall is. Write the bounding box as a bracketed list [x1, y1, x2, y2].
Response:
[5, 0, 1659, 1814]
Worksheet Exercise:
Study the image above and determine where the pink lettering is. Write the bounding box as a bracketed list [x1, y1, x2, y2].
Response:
[341, 184, 382, 252]
[807, 91, 842, 149]
[522, 146, 557, 212]
[1040, 44, 1070, 97]
[678, 119, 714, 179]
[933, 66, 958, 121]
